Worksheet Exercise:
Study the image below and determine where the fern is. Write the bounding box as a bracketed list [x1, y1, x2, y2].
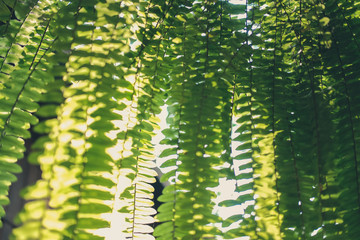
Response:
[1, 0, 360, 239]
[0, 0, 55, 226]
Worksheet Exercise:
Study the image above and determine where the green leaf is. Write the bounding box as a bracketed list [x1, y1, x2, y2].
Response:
[159, 148, 177, 158]
[153, 221, 174, 237]
[80, 203, 112, 214]
[77, 218, 109, 229]
[0, 160, 22, 173]
[0, 1, 10, 20]
[219, 199, 240, 207]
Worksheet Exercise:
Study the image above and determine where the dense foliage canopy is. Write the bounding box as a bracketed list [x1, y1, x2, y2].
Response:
[0, 0, 360, 239]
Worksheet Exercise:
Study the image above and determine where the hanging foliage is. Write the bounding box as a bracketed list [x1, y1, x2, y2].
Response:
[0, 0, 360, 239]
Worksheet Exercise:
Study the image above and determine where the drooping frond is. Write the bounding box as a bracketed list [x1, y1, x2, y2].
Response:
[12, 0, 171, 239]
[0, 0, 360, 239]
[155, 1, 246, 239]
[0, 0, 56, 226]
[221, 0, 360, 239]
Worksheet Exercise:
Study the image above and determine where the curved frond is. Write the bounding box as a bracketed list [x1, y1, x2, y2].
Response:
[0, 0, 56, 226]
[1, 0, 360, 239]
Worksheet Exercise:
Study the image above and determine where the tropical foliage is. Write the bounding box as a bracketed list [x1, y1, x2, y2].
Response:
[0, 0, 360, 239]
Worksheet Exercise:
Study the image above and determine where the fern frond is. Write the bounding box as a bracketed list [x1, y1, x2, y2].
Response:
[2, 1, 360, 239]
[156, 1, 240, 239]
[318, 1, 360, 236]
[0, 0, 56, 227]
